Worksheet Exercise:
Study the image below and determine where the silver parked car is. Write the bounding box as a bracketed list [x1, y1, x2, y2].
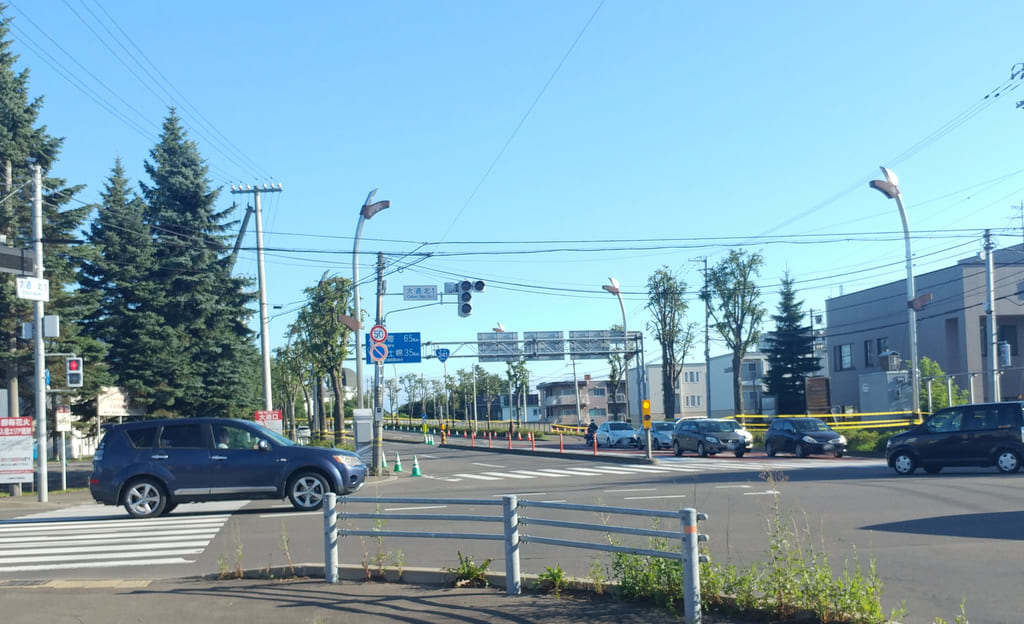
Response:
[636, 421, 675, 450]
[671, 418, 753, 457]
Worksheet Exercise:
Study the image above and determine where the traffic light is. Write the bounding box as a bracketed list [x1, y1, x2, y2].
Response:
[66, 357, 83, 388]
[457, 279, 485, 317]
[641, 399, 651, 428]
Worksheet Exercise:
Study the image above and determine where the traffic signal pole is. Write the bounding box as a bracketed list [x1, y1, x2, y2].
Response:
[372, 252, 386, 474]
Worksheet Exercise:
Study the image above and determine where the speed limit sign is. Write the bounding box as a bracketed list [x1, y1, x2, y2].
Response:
[369, 324, 387, 343]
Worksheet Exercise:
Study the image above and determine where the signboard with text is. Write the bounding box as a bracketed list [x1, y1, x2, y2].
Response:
[477, 331, 520, 362]
[254, 409, 283, 435]
[523, 331, 565, 361]
[365, 332, 421, 364]
[0, 416, 34, 484]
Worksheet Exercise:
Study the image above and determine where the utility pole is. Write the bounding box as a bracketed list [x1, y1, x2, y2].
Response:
[985, 229, 1000, 401]
[30, 162, 47, 502]
[694, 256, 712, 418]
[230, 183, 282, 412]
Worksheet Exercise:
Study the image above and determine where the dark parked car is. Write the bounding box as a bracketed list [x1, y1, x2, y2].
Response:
[90, 417, 367, 518]
[671, 418, 753, 457]
[764, 417, 846, 458]
[886, 401, 1024, 475]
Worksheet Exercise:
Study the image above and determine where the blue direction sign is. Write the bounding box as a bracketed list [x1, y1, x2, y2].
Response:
[365, 332, 421, 364]
[435, 348, 450, 362]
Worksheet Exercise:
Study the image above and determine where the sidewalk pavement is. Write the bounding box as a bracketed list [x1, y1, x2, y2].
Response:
[3, 574, 727, 624]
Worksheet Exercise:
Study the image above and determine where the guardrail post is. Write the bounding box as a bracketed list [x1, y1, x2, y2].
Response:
[502, 494, 521, 595]
[324, 493, 338, 583]
[680, 508, 708, 624]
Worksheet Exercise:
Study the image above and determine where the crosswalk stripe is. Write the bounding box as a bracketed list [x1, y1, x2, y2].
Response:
[0, 502, 243, 574]
[451, 473, 502, 480]
[480, 472, 535, 479]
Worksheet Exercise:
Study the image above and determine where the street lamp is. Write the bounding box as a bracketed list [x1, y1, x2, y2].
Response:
[869, 167, 921, 416]
[352, 189, 389, 410]
[603, 278, 649, 460]
[602, 278, 634, 424]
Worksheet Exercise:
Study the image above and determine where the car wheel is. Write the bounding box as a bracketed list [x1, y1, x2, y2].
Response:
[795, 443, 809, 458]
[765, 441, 776, 457]
[123, 478, 168, 518]
[672, 440, 683, 457]
[697, 442, 708, 458]
[288, 471, 330, 511]
[652, 439, 661, 451]
[996, 450, 1022, 473]
[923, 465, 942, 474]
[163, 502, 178, 514]
[892, 452, 916, 475]
[734, 450, 745, 458]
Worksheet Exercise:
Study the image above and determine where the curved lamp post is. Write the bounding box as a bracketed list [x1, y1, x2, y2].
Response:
[602, 278, 633, 425]
[869, 167, 920, 416]
[352, 189, 389, 409]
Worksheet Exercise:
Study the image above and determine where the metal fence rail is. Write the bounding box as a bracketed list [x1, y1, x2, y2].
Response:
[324, 493, 708, 624]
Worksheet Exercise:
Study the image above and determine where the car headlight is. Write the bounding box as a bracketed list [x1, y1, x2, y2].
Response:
[333, 454, 364, 467]
[837, 435, 847, 445]
[885, 438, 892, 449]
[801, 435, 817, 444]
[705, 436, 720, 444]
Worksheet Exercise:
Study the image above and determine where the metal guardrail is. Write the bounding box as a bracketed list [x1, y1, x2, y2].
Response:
[322, 493, 709, 624]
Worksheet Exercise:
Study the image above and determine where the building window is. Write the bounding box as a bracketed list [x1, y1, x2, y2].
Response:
[588, 387, 605, 397]
[588, 408, 606, 419]
[877, 337, 888, 354]
[835, 344, 853, 371]
[864, 340, 877, 367]
[742, 362, 758, 380]
[1000, 325, 1019, 356]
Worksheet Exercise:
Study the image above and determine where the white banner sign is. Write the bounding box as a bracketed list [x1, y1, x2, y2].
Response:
[0, 416, 34, 484]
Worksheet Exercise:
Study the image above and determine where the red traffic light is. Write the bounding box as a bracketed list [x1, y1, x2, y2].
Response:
[68, 358, 81, 372]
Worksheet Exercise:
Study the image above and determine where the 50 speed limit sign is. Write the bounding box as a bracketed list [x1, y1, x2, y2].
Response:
[369, 324, 387, 343]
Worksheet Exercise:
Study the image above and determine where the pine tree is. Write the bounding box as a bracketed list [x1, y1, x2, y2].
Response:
[78, 159, 168, 406]
[763, 274, 819, 414]
[0, 11, 99, 423]
[137, 109, 260, 418]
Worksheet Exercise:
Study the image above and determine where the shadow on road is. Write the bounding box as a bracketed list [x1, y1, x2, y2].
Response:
[862, 510, 1024, 540]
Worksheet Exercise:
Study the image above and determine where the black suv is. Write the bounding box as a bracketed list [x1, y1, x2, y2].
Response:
[90, 417, 367, 518]
[886, 402, 1024, 475]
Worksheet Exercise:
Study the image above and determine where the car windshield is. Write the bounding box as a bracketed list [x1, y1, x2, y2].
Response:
[653, 422, 674, 431]
[609, 422, 632, 430]
[257, 426, 296, 446]
[701, 420, 741, 433]
[793, 419, 830, 432]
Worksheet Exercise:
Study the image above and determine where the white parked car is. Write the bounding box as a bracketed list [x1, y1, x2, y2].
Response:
[595, 421, 637, 448]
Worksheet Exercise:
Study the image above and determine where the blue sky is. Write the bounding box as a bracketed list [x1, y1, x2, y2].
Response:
[7, 1, 1024, 389]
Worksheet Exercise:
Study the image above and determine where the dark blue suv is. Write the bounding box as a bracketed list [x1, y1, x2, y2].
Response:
[90, 417, 367, 518]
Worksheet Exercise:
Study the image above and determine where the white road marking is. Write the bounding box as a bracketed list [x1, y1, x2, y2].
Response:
[623, 494, 688, 500]
[481, 472, 535, 479]
[451, 473, 502, 481]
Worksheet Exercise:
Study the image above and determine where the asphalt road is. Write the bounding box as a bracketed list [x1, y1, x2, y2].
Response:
[2, 441, 1021, 624]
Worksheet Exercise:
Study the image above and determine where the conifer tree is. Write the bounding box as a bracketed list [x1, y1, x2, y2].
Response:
[763, 273, 819, 414]
[0, 10, 100, 425]
[137, 109, 260, 417]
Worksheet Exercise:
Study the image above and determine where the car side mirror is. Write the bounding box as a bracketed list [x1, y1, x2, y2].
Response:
[257, 439, 271, 451]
